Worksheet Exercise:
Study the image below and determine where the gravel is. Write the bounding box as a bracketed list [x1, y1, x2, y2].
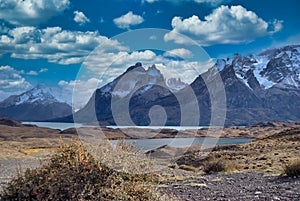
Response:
[1, 159, 299, 200]
[163, 172, 300, 201]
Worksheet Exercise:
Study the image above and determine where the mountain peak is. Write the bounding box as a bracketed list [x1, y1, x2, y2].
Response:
[212, 45, 300, 90]
[0, 84, 67, 107]
[126, 62, 145, 73]
[0, 84, 72, 121]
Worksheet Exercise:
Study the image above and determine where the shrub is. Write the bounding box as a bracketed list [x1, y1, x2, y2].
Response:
[0, 142, 166, 200]
[178, 165, 198, 172]
[284, 159, 300, 177]
[203, 157, 238, 174]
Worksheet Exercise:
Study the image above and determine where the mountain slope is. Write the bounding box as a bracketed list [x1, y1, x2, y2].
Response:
[73, 63, 181, 125]
[72, 45, 300, 126]
[0, 84, 72, 121]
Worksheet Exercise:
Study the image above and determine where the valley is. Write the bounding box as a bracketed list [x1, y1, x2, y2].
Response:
[0, 117, 299, 200]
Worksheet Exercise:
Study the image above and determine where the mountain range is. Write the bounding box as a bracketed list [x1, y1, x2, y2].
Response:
[67, 44, 300, 126]
[1, 44, 300, 125]
[0, 84, 72, 121]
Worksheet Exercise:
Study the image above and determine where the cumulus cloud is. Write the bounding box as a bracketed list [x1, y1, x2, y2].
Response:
[164, 5, 283, 46]
[58, 78, 103, 110]
[83, 49, 160, 82]
[0, 26, 126, 65]
[156, 59, 214, 83]
[164, 48, 194, 59]
[0, 65, 32, 101]
[113, 11, 144, 29]
[83, 47, 213, 85]
[74, 11, 90, 25]
[0, 0, 70, 26]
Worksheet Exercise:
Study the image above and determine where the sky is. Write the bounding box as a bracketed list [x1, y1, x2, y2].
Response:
[0, 0, 299, 109]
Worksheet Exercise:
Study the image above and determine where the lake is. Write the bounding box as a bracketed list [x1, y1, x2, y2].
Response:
[22, 122, 254, 151]
[22, 122, 83, 130]
[107, 125, 208, 130]
[113, 137, 254, 151]
[23, 122, 207, 131]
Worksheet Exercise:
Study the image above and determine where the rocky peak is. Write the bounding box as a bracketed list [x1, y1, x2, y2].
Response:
[210, 45, 300, 90]
[0, 84, 63, 108]
[125, 62, 145, 73]
[167, 77, 187, 92]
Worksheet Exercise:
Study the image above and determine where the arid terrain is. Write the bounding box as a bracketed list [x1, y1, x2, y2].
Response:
[0, 117, 299, 200]
[157, 127, 300, 200]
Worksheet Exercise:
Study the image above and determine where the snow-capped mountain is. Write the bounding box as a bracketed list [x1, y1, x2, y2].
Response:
[63, 45, 300, 126]
[1, 84, 60, 107]
[196, 44, 300, 125]
[227, 45, 300, 90]
[72, 63, 181, 124]
[0, 84, 72, 121]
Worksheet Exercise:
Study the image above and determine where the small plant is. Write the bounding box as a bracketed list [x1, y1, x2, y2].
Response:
[203, 157, 238, 174]
[284, 159, 300, 177]
[0, 141, 166, 200]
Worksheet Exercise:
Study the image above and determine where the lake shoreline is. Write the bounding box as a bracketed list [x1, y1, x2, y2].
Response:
[1, 117, 300, 199]
[20, 120, 300, 140]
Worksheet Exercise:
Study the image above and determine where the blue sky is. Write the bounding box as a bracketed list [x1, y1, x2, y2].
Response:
[0, 0, 299, 108]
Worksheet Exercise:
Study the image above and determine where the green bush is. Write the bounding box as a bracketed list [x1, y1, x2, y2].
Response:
[0, 142, 165, 200]
[284, 159, 300, 177]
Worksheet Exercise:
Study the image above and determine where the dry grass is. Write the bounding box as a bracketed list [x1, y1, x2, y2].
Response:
[178, 165, 199, 172]
[203, 157, 239, 174]
[0, 141, 169, 200]
[284, 159, 300, 177]
[174, 127, 300, 175]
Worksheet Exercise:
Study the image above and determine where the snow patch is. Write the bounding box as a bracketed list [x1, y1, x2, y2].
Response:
[215, 59, 226, 71]
[16, 94, 29, 105]
[253, 68, 275, 89]
[252, 56, 276, 89]
[235, 72, 251, 89]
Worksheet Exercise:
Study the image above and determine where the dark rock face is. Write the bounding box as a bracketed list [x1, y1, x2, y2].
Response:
[73, 45, 300, 126]
[0, 85, 72, 122]
[0, 102, 72, 122]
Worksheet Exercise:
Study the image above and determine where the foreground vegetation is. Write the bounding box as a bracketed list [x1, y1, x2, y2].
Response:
[0, 142, 166, 201]
[284, 160, 300, 177]
[174, 127, 300, 176]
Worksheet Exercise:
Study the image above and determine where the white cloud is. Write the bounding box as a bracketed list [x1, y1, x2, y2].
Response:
[74, 11, 90, 25]
[83, 49, 160, 82]
[0, 0, 70, 26]
[27, 70, 38, 75]
[143, 0, 231, 6]
[155, 59, 215, 85]
[39, 68, 48, 73]
[0, 26, 126, 65]
[83, 47, 213, 85]
[149, 35, 157, 40]
[113, 11, 144, 29]
[165, 5, 283, 46]
[0, 65, 32, 101]
[58, 78, 102, 110]
[164, 48, 194, 59]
